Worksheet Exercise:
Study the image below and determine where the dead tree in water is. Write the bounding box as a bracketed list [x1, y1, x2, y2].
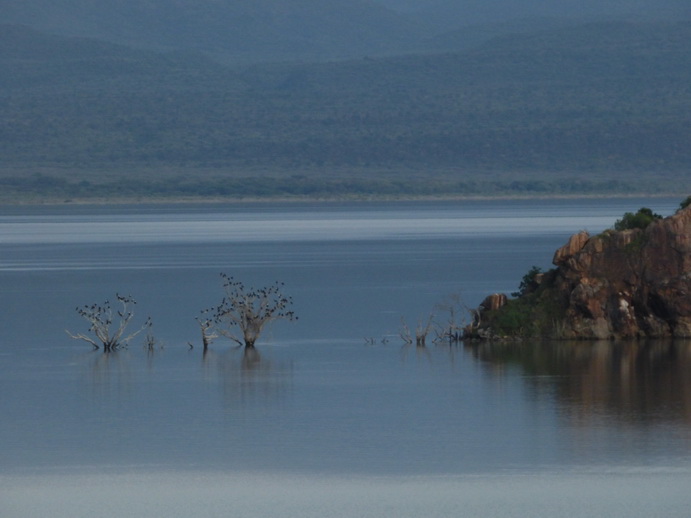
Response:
[66, 293, 152, 351]
[195, 313, 218, 353]
[400, 315, 434, 346]
[434, 292, 473, 343]
[204, 273, 297, 349]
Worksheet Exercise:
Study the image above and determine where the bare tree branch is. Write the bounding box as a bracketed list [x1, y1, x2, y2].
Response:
[434, 292, 474, 343]
[203, 273, 297, 349]
[65, 330, 101, 350]
[400, 314, 434, 346]
[415, 314, 434, 346]
[400, 317, 413, 344]
[66, 293, 152, 351]
[195, 312, 219, 352]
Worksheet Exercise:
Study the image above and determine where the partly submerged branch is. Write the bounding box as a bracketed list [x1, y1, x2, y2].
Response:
[201, 273, 298, 349]
[400, 314, 434, 346]
[66, 293, 152, 351]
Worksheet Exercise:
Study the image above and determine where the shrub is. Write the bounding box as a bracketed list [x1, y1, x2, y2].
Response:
[511, 266, 543, 298]
[614, 207, 662, 231]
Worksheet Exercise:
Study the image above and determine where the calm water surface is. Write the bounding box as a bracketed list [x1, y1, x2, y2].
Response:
[1, 198, 690, 516]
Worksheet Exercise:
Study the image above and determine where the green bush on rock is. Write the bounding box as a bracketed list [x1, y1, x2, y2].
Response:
[613, 207, 662, 231]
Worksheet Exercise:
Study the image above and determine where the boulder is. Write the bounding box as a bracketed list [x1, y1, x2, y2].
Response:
[470, 204, 691, 340]
[553, 230, 590, 266]
[479, 293, 508, 311]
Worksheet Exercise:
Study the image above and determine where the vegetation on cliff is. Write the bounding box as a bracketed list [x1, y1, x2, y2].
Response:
[614, 207, 662, 231]
[470, 269, 568, 340]
[468, 198, 691, 341]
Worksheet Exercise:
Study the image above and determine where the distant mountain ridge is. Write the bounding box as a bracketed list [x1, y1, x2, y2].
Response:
[0, 23, 247, 95]
[1, 19, 689, 201]
[0, 0, 428, 61]
[382, 0, 691, 47]
[7, 0, 689, 62]
[381, 0, 691, 23]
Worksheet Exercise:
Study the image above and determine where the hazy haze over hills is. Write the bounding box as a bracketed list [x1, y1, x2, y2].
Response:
[1, 0, 426, 61]
[380, 1, 691, 42]
[378, 0, 690, 18]
[1, 1, 690, 201]
[4, 0, 689, 61]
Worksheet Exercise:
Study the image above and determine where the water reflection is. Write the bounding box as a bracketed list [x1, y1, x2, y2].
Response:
[76, 343, 295, 420]
[468, 340, 691, 425]
[78, 349, 135, 399]
[202, 346, 294, 410]
[399, 342, 433, 363]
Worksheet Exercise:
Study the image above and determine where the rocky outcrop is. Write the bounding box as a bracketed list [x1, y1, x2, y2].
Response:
[553, 205, 691, 339]
[552, 230, 590, 265]
[470, 205, 691, 340]
[479, 293, 508, 312]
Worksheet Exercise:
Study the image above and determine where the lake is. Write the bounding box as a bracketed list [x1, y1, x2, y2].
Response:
[1, 197, 690, 517]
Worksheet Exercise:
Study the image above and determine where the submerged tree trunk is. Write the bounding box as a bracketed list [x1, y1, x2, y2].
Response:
[209, 274, 297, 349]
[202, 329, 211, 352]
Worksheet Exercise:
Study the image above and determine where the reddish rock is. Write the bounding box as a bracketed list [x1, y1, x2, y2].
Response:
[468, 204, 691, 341]
[552, 205, 691, 339]
[480, 293, 508, 311]
[553, 230, 590, 266]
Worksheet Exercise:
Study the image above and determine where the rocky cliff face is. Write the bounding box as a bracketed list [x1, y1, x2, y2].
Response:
[470, 204, 691, 340]
[551, 205, 691, 339]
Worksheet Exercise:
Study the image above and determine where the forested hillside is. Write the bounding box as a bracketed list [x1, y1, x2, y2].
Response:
[1, 20, 690, 201]
[5, 0, 688, 62]
[397, 0, 691, 29]
[0, 0, 425, 62]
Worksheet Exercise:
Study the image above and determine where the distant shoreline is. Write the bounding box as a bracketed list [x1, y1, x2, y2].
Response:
[0, 192, 679, 207]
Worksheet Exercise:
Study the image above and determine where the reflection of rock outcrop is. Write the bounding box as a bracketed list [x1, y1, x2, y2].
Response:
[470, 205, 691, 340]
[470, 340, 691, 426]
